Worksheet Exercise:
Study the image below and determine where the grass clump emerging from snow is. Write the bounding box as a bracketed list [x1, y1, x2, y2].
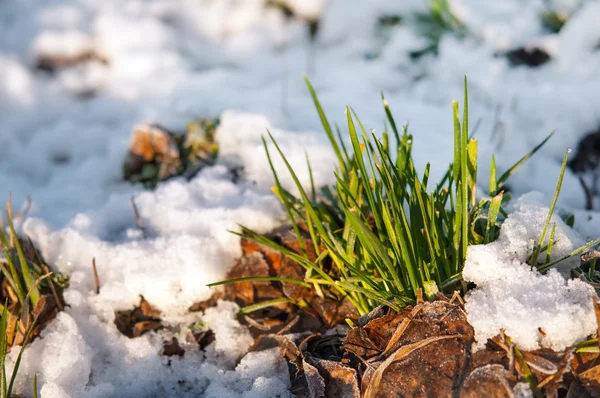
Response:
[0, 202, 66, 398]
[217, 77, 554, 315]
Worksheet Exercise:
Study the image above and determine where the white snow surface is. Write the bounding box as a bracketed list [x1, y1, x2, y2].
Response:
[0, 0, 599, 396]
[463, 193, 597, 351]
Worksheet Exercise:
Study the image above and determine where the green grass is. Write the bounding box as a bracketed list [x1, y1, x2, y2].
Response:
[411, 0, 468, 58]
[211, 76, 556, 315]
[541, 9, 570, 33]
[0, 208, 42, 310]
[0, 204, 55, 397]
[522, 148, 600, 273]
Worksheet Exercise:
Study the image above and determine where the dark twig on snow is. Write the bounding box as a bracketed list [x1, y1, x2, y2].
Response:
[130, 196, 147, 239]
[92, 257, 101, 295]
[578, 176, 594, 210]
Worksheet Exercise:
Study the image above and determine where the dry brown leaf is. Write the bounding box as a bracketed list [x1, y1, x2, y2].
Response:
[362, 334, 462, 398]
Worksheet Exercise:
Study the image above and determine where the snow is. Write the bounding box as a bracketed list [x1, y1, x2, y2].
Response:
[0, 0, 599, 395]
[463, 193, 597, 351]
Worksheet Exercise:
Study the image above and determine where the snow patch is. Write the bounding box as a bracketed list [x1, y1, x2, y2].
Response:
[464, 193, 597, 351]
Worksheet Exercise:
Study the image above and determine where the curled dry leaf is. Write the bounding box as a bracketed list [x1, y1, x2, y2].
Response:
[460, 364, 516, 398]
[115, 296, 163, 338]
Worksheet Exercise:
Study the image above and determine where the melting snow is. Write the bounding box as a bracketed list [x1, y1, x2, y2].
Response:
[463, 193, 597, 351]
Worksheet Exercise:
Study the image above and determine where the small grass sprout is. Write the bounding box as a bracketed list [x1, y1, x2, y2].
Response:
[411, 0, 468, 58]
[523, 149, 600, 273]
[213, 76, 556, 316]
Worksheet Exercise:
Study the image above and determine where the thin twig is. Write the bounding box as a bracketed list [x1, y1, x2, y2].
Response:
[21, 196, 32, 221]
[92, 257, 101, 295]
[579, 176, 594, 211]
[130, 197, 147, 239]
[277, 314, 300, 335]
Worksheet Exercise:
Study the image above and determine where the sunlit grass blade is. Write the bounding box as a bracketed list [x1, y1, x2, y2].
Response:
[381, 93, 400, 142]
[6, 211, 39, 305]
[545, 223, 557, 265]
[576, 338, 599, 353]
[538, 236, 600, 272]
[238, 297, 296, 315]
[8, 317, 38, 397]
[485, 192, 503, 244]
[460, 80, 469, 271]
[531, 148, 569, 267]
[304, 76, 346, 173]
[344, 207, 401, 290]
[262, 136, 307, 256]
[305, 152, 316, 201]
[266, 131, 328, 255]
[496, 132, 554, 192]
[489, 155, 497, 195]
[507, 335, 542, 398]
[0, 302, 7, 397]
[207, 276, 311, 288]
[33, 374, 38, 398]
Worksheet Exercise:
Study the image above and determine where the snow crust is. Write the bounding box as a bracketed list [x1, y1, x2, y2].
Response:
[0, 0, 599, 395]
[464, 193, 597, 351]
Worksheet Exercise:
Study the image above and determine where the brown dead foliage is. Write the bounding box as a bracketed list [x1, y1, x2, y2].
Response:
[115, 296, 163, 338]
[237, 295, 600, 397]
[215, 225, 358, 335]
[267, 331, 359, 398]
[123, 120, 219, 189]
[571, 351, 600, 397]
[116, 296, 216, 359]
[162, 337, 185, 357]
[35, 51, 108, 73]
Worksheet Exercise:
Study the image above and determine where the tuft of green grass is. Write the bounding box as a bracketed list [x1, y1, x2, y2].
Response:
[213, 76, 555, 315]
[411, 0, 468, 58]
[523, 148, 600, 273]
[0, 209, 41, 310]
[0, 200, 67, 397]
[541, 10, 570, 33]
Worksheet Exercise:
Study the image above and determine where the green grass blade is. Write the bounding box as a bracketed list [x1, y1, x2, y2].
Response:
[576, 338, 599, 353]
[207, 276, 311, 288]
[344, 207, 402, 292]
[33, 374, 38, 398]
[496, 132, 554, 191]
[507, 335, 543, 398]
[304, 76, 346, 173]
[531, 148, 569, 267]
[0, 302, 7, 398]
[0, 233, 26, 305]
[6, 211, 39, 305]
[538, 236, 600, 272]
[263, 136, 307, 256]
[381, 94, 400, 142]
[346, 108, 383, 233]
[305, 152, 316, 201]
[467, 138, 477, 207]
[485, 192, 503, 244]
[489, 155, 497, 195]
[238, 297, 296, 315]
[267, 131, 328, 253]
[545, 223, 557, 265]
[460, 83, 469, 270]
[8, 317, 38, 397]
